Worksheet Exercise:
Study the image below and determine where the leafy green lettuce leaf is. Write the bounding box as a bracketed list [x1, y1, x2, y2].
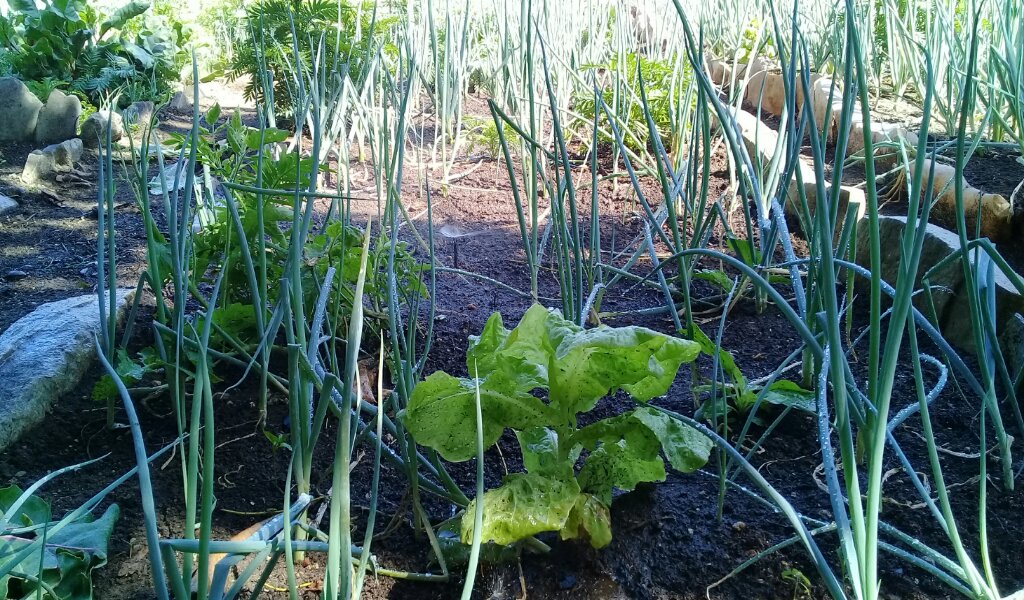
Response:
[574, 408, 711, 502]
[461, 472, 580, 546]
[560, 493, 613, 549]
[403, 371, 556, 462]
[548, 323, 700, 420]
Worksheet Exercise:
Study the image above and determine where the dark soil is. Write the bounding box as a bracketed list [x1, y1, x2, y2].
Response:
[2, 90, 1023, 600]
[0, 143, 150, 332]
[960, 146, 1024, 202]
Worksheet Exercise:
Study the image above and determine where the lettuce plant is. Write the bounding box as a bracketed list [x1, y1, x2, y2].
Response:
[404, 304, 712, 549]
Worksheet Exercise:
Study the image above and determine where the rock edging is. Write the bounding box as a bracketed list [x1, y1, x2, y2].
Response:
[0, 290, 134, 452]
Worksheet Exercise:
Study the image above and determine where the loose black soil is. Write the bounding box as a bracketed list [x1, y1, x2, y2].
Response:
[960, 146, 1024, 203]
[2, 87, 1024, 600]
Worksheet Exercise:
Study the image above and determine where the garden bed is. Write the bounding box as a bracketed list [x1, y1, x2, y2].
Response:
[2, 91, 1024, 598]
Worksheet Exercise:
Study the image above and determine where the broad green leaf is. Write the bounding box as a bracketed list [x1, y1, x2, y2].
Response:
[630, 407, 712, 473]
[727, 235, 761, 266]
[205, 103, 221, 126]
[8, 0, 38, 16]
[577, 426, 666, 503]
[549, 322, 700, 419]
[0, 486, 51, 527]
[515, 427, 574, 479]
[121, 41, 154, 68]
[461, 473, 580, 545]
[98, 0, 148, 39]
[404, 371, 556, 462]
[762, 380, 817, 413]
[560, 493, 612, 548]
[693, 269, 734, 292]
[245, 127, 289, 150]
[1, 504, 118, 600]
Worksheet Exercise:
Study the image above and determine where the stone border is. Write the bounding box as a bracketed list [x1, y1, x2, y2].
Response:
[0, 290, 133, 452]
[708, 57, 1024, 358]
[855, 215, 1024, 358]
[707, 58, 1016, 241]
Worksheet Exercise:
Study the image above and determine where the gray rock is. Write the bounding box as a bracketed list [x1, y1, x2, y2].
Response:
[855, 215, 1024, 354]
[80, 110, 124, 148]
[21, 139, 83, 184]
[122, 101, 154, 127]
[54, 137, 83, 164]
[34, 89, 82, 144]
[0, 290, 133, 452]
[0, 77, 43, 141]
[0, 194, 17, 216]
[169, 91, 191, 112]
[21, 150, 55, 184]
[4, 270, 27, 280]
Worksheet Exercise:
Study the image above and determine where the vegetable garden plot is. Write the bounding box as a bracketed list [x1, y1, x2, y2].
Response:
[2, 0, 1024, 599]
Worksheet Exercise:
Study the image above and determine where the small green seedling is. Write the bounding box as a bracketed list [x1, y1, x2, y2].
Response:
[403, 304, 712, 549]
[691, 325, 815, 426]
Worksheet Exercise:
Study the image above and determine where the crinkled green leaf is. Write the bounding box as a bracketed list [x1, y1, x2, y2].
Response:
[549, 320, 701, 419]
[577, 426, 666, 504]
[630, 407, 712, 473]
[404, 371, 556, 462]
[468, 305, 552, 389]
[561, 493, 612, 549]
[515, 427, 575, 479]
[436, 518, 520, 566]
[692, 324, 746, 389]
[91, 348, 147, 403]
[461, 473, 580, 545]
[466, 311, 511, 376]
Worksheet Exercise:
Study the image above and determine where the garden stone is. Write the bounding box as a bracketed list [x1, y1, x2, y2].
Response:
[55, 137, 83, 164]
[0, 289, 133, 452]
[0, 77, 43, 141]
[21, 139, 83, 184]
[785, 181, 865, 239]
[122, 100, 154, 127]
[34, 89, 81, 144]
[845, 120, 917, 167]
[169, 91, 191, 111]
[806, 77, 841, 136]
[854, 215, 1024, 354]
[744, 71, 787, 116]
[22, 150, 55, 184]
[80, 110, 124, 148]
[726, 108, 816, 212]
[909, 159, 1012, 242]
[0, 194, 17, 216]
